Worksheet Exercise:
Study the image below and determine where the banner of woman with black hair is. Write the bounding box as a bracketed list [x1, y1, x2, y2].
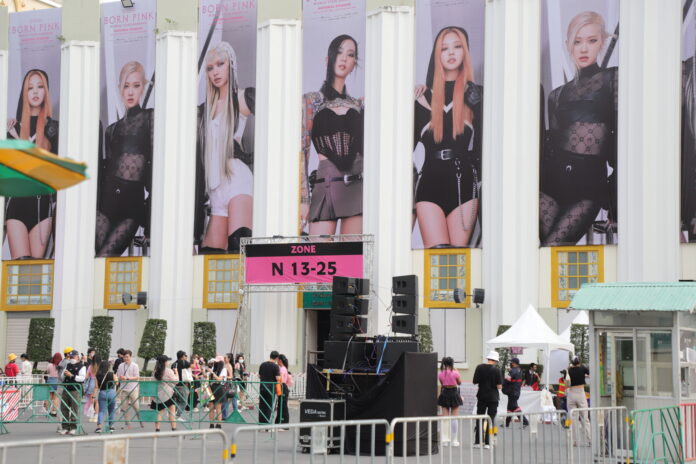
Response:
[300, 0, 366, 237]
[412, 0, 485, 249]
[194, 0, 257, 255]
[95, 0, 156, 257]
[2, 9, 61, 261]
[540, 0, 619, 247]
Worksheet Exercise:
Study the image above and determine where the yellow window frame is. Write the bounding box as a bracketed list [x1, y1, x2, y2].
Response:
[104, 257, 143, 309]
[1, 259, 54, 311]
[551, 245, 604, 308]
[424, 248, 470, 308]
[203, 254, 241, 309]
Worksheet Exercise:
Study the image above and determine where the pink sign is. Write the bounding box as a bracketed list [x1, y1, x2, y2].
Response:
[245, 242, 363, 284]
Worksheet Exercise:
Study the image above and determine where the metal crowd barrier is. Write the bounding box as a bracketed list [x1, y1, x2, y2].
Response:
[630, 405, 682, 464]
[230, 419, 390, 462]
[493, 410, 570, 464]
[100, 379, 282, 432]
[683, 403, 696, 462]
[0, 428, 231, 464]
[389, 415, 493, 463]
[568, 406, 631, 464]
[0, 382, 84, 435]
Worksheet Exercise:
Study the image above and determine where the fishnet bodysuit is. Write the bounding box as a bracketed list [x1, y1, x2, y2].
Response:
[540, 64, 617, 246]
[96, 105, 154, 256]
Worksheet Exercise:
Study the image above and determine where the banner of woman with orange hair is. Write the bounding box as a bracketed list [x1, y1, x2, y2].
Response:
[2, 8, 62, 261]
[412, 0, 485, 249]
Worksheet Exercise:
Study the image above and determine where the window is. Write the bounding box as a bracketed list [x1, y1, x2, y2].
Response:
[104, 258, 142, 309]
[1, 260, 54, 311]
[551, 246, 604, 308]
[424, 249, 470, 308]
[204, 255, 241, 309]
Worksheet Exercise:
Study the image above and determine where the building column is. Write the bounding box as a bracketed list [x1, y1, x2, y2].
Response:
[481, 0, 541, 340]
[617, 0, 681, 281]
[0, 6, 8, 362]
[244, 0, 303, 365]
[52, 0, 100, 353]
[363, 1, 415, 335]
[148, 0, 198, 356]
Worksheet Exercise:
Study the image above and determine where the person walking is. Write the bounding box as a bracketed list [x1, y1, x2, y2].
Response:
[258, 351, 281, 425]
[233, 353, 249, 410]
[472, 351, 503, 449]
[59, 350, 85, 435]
[94, 359, 117, 433]
[46, 352, 62, 416]
[4, 354, 19, 378]
[437, 356, 462, 447]
[567, 357, 590, 446]
[153, 355, 178, 432]
[115, 350, 141, 429]
[503, 357, 528, 427]
[83, 354, 101, 422]
[275, 354, 291, 427]
[171, 350, 191, 416]
[222, 354, 236, 419]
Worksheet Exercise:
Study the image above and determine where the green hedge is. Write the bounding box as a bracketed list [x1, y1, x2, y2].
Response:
[417, 325, 433, 353]
[138, 319, 167, 371]
[88, 316, 114, 360]
[26, 318, 54, 369]
[192, 322, 216, 360]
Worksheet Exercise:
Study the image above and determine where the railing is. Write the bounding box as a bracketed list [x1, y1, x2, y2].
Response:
[682, 403, 696, 462]
[0, 382, 84, 435]
[568, 406, 631, 464]
[631, 405, 683, 464]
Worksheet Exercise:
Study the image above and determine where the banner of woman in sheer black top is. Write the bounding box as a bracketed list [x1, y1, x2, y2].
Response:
[194, 0, 257, 255]
[412, 0, 485, 249]
[95, 0, 156, 258]
[539, 0, 620, 247]
[2, 9, 61, 261]
[682, 0, 696, 243]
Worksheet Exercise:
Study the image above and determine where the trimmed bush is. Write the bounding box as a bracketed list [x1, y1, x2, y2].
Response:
[26, 318, 55, 370]
[137, 319, 167, 371]
[192, 322, 216, 360]
[88, 316, 114, 360]
[494, 325, 512, 369]
[417, 324, 433, 353]
[570, 323, 589, 365]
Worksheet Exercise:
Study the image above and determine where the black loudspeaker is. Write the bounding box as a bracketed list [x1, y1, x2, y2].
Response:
[391, 315, 416, 335]
[473, 288, 485, 304]
[324, 340, 366, 368]
[332, 294, 369, 315]
[391, 295, 416, 315]
[330, 314, 368, 338]
[392, 275, 418, 295]
[333, 276, 369, 295]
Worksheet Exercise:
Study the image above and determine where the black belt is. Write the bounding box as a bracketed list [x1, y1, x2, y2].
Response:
[428, 149, 463, 161]
[314, 174, 362, 185]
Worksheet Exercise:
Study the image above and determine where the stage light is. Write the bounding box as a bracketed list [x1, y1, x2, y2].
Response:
[121, 0, 134, 8]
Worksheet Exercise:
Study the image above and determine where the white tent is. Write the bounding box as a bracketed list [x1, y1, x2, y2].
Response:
[486, 304, 575, 385]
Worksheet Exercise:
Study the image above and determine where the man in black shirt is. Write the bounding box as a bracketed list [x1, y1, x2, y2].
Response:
[112, 348, 125, 373]
[472, 351, 503, 448]
[258, 351, 281, 425]
[171, 350, 191, 415]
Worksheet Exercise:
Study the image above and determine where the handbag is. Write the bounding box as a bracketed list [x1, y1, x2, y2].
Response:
[181, 368, 194, 383]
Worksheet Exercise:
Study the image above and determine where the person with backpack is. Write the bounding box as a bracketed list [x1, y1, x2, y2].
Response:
[59, 350, 85, 435]
[503, 357, 528, 427]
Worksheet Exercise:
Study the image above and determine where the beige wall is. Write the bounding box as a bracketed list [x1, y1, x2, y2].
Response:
[3, 0, 59, 12]
[682, 244, 696, 280]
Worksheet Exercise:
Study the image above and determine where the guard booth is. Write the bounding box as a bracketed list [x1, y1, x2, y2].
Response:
[570, 282, 696, 411]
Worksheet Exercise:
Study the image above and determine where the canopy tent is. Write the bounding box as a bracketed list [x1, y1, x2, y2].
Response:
[486, 304, 575, 385]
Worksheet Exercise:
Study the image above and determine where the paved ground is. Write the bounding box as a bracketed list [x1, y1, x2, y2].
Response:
[0, 404, 627, 464]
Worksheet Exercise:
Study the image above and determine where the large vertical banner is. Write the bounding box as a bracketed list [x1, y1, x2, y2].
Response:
[300, 0, 365, 236]
[194, 0, 257, 255]
[95, 0, 156, 257]
[412, 0, 485, 249]
[2, 9, 61, 261]
[540, 0, 619, 247]
[683, 0, 696, 243]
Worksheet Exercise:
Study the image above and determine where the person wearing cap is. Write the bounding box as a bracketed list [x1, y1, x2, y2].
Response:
[4, 354, 19, 378]
[59, 350, 86, 435]
[503, 357, 528, 427]
[472, 351, 503, 448]
[567, 356, 590, 446]
[152, 355, 178, 432]
[58, 347, 73, 381]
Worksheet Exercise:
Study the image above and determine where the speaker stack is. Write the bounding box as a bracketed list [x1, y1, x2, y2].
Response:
[391, 275, 418, 335]
[329, 276, 370, 340]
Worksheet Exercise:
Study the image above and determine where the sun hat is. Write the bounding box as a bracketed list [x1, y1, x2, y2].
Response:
[486, 351, 500, 362]
[7, 353, 16, 361]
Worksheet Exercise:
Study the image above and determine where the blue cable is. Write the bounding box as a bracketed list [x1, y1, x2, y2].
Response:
[376, 336, 388, 374]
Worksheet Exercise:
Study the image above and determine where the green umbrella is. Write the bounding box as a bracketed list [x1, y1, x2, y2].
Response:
[0, 139, 88, 197]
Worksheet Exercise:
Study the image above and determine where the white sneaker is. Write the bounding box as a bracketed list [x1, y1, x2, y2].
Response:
[473, 444, 481, 449]
[193, 408, 199, 412]
[483, 444, 491, 450]
[58, 429, 68, 435]
[452, 440, 460, 447]
[442, 440, 450, 447]
[68, 430, 77, 436]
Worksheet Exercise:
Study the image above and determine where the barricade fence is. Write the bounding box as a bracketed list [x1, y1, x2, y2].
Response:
[0, 428, 231, 464]
[0, 382, 84, 435]
[493, 410, 571, 464]
[630, 405, 682, 464]
[230, 419, 391, 463]
[568, 406, 630, 464]
[682, 402, 696, 462]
